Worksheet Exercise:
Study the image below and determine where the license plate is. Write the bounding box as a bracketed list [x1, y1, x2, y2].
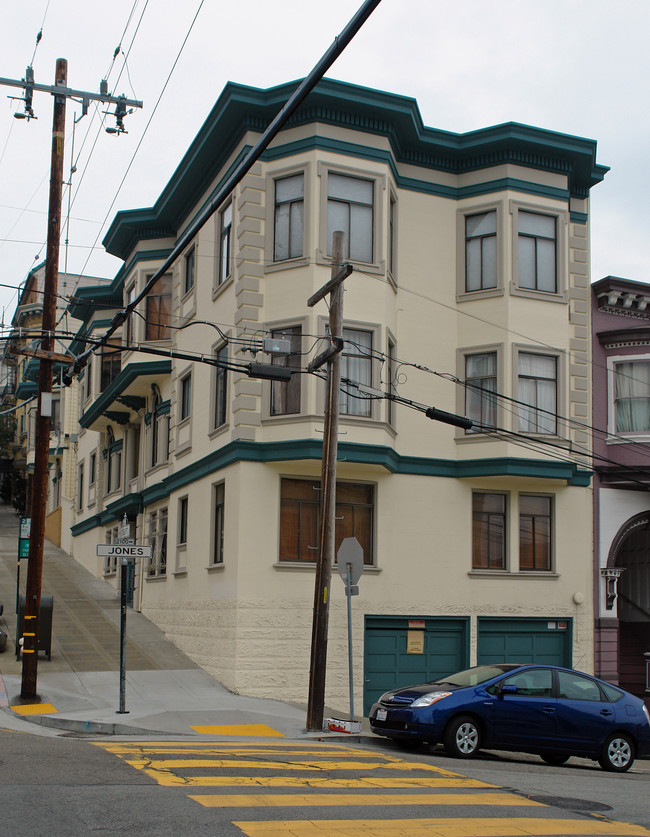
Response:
[376, 708, 387, 721]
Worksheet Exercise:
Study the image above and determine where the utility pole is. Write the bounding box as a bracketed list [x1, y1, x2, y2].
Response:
[20, 58, 67, 699]
[0, 60, 143, 700]
[306, 231, 353, 731]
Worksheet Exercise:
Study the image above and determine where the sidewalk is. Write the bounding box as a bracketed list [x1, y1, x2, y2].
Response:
[0, 503, 367, 741]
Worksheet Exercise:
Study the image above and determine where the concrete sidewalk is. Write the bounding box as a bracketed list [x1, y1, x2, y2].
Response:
[0, 503, 366, 741]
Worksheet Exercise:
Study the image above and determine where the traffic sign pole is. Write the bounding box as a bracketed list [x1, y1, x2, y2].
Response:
[117, 559, 129, 715]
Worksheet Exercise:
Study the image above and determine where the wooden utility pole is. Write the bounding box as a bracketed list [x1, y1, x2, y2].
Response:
[21, 58, 67, 699]
[306, 231, 352, 731]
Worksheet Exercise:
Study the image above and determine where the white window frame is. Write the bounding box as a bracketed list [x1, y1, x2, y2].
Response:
[183, 244, 196, 297]
[264, 164, 311, 273]
[146, 507, 168, 578]
[513, 345, 563, 437]
[216, 200, 233, 288]
[607, 353, 650, 441]
[210, 481, 225, 568]
[179, 369, 192, 423]
[456, 201, 505, 300]
[510, 200, 569, 303]
[316, 162, 386, 273]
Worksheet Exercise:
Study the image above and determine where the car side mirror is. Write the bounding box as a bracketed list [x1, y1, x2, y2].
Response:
[499, 684, 518, 696]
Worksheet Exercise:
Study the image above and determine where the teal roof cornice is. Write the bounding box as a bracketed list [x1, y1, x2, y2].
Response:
[102, 78, 608, 261]
[79, 360, 171, 429]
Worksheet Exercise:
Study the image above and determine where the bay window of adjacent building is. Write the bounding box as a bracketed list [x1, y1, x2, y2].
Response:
[274, 174, 304, 261]
[270, 326, 302, 415]
[100, 347, 121, 392]
[472, 492, 506, 570]
[465, 352, 497, 431]
[218, 201, 233, 285]
[212, 482, 225, 566]
[517, 352, 557, 434]
[519, 495, 552, 571]
[613, 359, 650, 433]
[327, 173, 373, 263]
[340, 327, 372, 417]
[279, 477, 374, 565]
[145, 273, 172, 340]
[517, 210, 557, 293]
[465, 210, 497, 292]
[213, 345, 228, 429]
[146, 507, 167, 577]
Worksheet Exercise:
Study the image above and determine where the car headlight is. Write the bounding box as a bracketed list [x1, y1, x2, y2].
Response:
[411, 691, 452, 707]
[643, 704, 650, 726]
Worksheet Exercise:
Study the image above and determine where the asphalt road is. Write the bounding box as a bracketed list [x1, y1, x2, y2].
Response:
[1, 725, 648, 836]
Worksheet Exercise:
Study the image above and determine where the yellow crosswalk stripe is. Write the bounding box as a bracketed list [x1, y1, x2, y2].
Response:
[140, 772, 495, 789]
[125, 757, 463, 772]
[191, 792, 542, 808]
[231, 817, 650, 837]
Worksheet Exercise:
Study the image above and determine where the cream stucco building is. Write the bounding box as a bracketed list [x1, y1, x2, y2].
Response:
[67, 79, 607, 715]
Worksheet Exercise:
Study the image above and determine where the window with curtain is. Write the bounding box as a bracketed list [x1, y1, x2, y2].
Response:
[146, 507, 167, 577]
[279, 478, 374, 564]
[100, 348, 121, 392]
[465, 211, 497, 292]
[219, 202, 233, 284]
[145, 274, 172, 340]
[465, 352, 497, 430]
[274, 174, 304, 261]
[517, 352, 557, 434]
[271, 326, 302, 415]
[614, 360, 650, 432]
[519, 495, 552, 571]
[340, 327, 372, 417]
[472, 492, 506, 570]
[327, 173, 373, 263]
[517, 211, 556, 293]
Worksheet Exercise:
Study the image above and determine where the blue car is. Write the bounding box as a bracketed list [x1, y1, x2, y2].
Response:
[369, 663, 650, 772]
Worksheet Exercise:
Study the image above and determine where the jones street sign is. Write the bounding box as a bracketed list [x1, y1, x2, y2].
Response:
[96, 544, 152, 559]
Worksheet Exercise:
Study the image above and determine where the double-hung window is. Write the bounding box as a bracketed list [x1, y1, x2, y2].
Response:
[100, 348, 121, 392]
[77, 463, 84, 511]
[518, 352, 557, 434]
[340, 328, 372, 417]
[279, 478, 374, 565]
[274, 174, 304, 261]
[146, 507, 168, 577]
[145, 274, 172, 340]
[613, 360, 650, 433]
[213, 345, 228, 429]
[212, 483, 225, 566]
[327, 173, 373, 263]
[465, 352, 497, 430]
[184, 247, 195, 295]
[472, 492, 506, 570]
[126, 284, 137, 346]
[178, 497, 188, 547]
[218, 202, 233, 285]
[517, 211, 556, 293]
[465, 211, 497, 292]
[180, 373, 192, 422]
[519, 495, 552, 571]
[271, 326, 302, 415]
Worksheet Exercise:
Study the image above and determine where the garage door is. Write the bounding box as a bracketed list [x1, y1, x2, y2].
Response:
[477, 617, 572, 667]
[363, 616, 468, 716]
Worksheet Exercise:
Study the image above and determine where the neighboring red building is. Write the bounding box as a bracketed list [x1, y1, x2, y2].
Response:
[592, 276, 650, 704]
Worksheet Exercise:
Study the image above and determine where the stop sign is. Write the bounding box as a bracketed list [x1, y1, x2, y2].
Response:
[337, 537, 364, 585]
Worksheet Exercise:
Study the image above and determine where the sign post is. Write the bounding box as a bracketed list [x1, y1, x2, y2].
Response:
[17, 517, 30, 613]
[96, 540, 151, 713]
[337, 537, 364, 724]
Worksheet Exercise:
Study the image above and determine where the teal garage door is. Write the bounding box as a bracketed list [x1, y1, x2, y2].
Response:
[477, 617, 572, 667]
[363, 616, 468, 716]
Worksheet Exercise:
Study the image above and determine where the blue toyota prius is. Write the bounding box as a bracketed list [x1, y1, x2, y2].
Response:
[369, 663, 650, 771]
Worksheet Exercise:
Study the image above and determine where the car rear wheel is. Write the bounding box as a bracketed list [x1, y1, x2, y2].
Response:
[444, 715, 481, 758]
[598, 733, 634, 772]
[540, 753, 570, 766]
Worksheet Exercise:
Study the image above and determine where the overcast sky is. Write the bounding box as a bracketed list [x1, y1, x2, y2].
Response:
[1, 0, 649, 323]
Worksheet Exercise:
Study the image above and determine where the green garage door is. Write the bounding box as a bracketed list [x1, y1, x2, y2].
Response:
[364, 616, 468, 716]
[477, 617, 572, 667]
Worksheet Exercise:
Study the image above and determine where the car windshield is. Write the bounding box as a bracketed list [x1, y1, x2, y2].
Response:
[433, 664, 520, 688]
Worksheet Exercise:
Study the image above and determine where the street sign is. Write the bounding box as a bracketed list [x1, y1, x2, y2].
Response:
[19, 540, 30, 558]
[114, 537, 134, 546]
[96, 544, 152, 559]
[337, 537, 364, 586]
[20, 517, 31, 539]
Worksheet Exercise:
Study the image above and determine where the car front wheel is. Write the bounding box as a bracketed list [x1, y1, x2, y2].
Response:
[444, 715, 481, 758]
[598, 733, 635, 772]
[540, 753, 570, 766]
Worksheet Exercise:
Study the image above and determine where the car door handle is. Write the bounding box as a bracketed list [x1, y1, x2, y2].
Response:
[600, 709, 614, 717]
[543, 705, 556, 713]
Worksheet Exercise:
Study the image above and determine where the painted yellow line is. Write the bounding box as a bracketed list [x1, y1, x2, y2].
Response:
[125, 758, 459, 773]
[191, 792, 540, 808]
[11, 703, 57, 716]
[142, 770, 495, 789]
[232, 817, 650, 837]
[191, 724, 285, 737]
